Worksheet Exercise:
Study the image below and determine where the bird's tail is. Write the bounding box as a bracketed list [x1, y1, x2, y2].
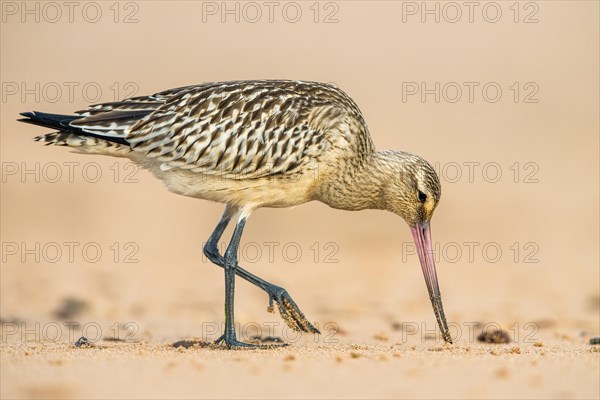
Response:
[18, 111, 132, 155]
[19, 111, 80, 130]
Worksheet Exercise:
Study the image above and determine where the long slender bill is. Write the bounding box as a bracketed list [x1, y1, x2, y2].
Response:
[410, 221, 452, 344]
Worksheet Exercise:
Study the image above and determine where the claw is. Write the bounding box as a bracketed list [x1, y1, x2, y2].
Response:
[268, 288, 320, 334]
[275, 298, 302, 332]
[283, 298, 320, 334]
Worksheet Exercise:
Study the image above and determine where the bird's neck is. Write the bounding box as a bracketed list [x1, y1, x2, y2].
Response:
[313, 151, 399, 211]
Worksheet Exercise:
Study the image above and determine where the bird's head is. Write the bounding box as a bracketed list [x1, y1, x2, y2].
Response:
[380, 151, 441, 226]
[377, 151, 452, 343]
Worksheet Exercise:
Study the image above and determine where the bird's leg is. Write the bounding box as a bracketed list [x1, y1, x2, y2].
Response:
[218, 216, 254, 348]
[204, 208, 320, 337]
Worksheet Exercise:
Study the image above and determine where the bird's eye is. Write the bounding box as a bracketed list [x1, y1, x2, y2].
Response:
[418, 190, 427, 202]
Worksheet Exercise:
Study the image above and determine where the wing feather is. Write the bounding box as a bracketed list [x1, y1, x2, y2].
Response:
[68, 80, 370, 179]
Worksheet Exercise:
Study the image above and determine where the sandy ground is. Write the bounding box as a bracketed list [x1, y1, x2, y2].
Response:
[1, 340, 599, 399]
[1, 1, 599, 399]
[1, 255, 599, 399]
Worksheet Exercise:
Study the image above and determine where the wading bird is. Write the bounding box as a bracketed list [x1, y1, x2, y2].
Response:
[19, 80, 452, 348]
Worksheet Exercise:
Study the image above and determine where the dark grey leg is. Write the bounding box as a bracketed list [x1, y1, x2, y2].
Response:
[204, 208, 319, 343]
[218, 216, 250, 347]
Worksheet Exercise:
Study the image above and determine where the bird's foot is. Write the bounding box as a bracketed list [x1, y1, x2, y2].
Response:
[266, 286, 320, 334]
[213, 334, 287, 349]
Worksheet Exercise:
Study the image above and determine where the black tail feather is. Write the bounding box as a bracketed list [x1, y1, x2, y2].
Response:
[19, 111, 130, 146]
[19, 111, 82, 130]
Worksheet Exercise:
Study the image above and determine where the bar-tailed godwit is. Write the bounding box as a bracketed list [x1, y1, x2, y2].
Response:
[19, 80, 451, 347]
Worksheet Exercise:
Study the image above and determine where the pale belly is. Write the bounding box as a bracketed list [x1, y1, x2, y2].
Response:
[151, 166, 317, 210]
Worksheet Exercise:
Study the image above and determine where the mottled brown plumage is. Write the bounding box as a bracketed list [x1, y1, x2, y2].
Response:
[20, 80, 451, 347]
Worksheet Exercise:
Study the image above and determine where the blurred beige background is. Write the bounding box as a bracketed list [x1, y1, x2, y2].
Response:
[1, 1, 599, 399]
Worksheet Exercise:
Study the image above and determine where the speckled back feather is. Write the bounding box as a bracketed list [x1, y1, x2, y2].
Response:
[69, 80, 374, 179]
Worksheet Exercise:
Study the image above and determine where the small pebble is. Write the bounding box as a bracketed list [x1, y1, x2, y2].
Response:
[74, 336, 92, 348]
[590, 337, 600, 345]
